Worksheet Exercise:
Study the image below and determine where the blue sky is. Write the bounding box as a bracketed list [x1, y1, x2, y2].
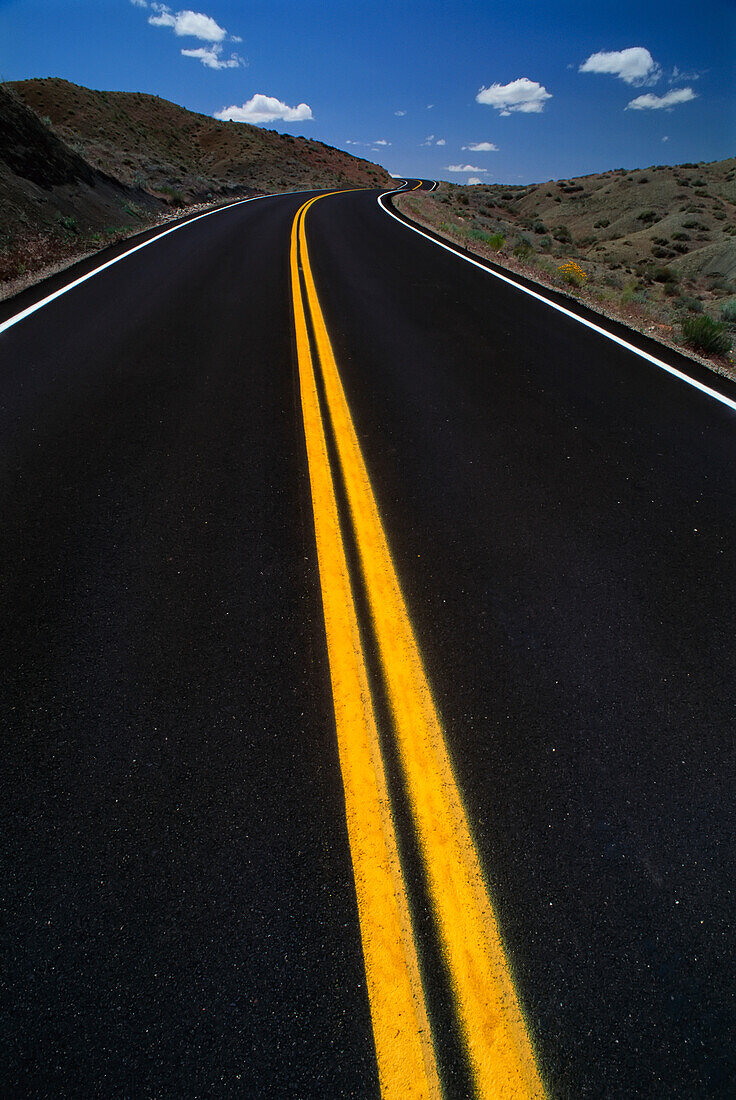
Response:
[1, 0, 734, 183]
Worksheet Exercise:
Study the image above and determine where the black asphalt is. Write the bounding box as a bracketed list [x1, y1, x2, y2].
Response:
[2, 181, 735, 1098]
[1, 192, 377, 1098]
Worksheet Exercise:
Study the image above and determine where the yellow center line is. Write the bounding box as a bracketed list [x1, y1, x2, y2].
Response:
[290, 194, 442, 1100]
[297, 194, 546, 1099]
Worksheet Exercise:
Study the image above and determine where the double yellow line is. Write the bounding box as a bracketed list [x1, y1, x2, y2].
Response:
[290, 192, 545, 1100]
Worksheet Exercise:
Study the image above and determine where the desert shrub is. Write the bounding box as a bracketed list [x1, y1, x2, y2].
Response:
[638, 176, 649, 184]
[487, 233, 505, 251]
[721, 300, 736, 324]
[558, 260, 586, 287]
[675, 296, 703, 313]
[621, 282, 647, 305]
[708, 275, 731, 292]
[553, 225, 572, 242]
[513, 236, 533, 260]
[55, 214, 78, 234]
[653, 266, 677, 283]
[594, 218, 610, 228]
[532, 220, 547, 234]
[457, 192, 469, 206]
[159, 185, 185, 206]
[682, 316, 731, 356]
[713, 210, 726, 220]
[637, 210, 658, 224]
[538, 235, 553, 251]
[672, 232, 690, 241]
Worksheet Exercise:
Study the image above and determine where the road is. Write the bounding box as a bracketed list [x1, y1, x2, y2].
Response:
[1, 181, 734, 1098]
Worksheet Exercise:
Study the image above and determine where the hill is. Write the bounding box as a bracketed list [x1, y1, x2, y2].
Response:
[1, 77, 392, 297]
[398, 161, 736, 371]
[0, 82, 164, 290]
[9, 78, 391, 201]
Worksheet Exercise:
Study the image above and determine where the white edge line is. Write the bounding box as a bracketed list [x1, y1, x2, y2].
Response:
[377, 187, 736, 415]
[0, 188, 322, 338]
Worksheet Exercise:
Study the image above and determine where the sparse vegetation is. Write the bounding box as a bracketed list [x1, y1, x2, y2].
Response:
[682, 316, 731, 356]
[720, 300, 736, 324]
[54, 214, 78, 234]
[7, 76, 391, 205]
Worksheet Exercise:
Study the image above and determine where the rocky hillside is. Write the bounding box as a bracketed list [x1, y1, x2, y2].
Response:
[0, 83, 162, 289]
[10, 78, 391, 201]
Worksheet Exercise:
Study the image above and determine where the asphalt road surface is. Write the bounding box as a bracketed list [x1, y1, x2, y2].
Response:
[2, 181, 734, 1098]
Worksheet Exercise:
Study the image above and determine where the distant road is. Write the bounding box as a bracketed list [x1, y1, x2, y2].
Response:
[2, 180, 735, 1098]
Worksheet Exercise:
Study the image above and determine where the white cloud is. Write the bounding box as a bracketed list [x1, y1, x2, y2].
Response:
[182, 44, 242, 68]
[149, 5, 227, 42]
[214, 94, 313, 124]
[579, 47, 661, 86]
[395, 109, 407, 116]
[426, 104, 434, 109]
[447, 164, 487, 173]
[421, 134, 446, 146]
[436, 138, 446, 145]
[130, 0, 148, 7]
[670, 66, 700, 84]
[467, 177, 482, 185]
[476, 77, 551, 115]
[626, 87, 697, 110]
[462, 141, 499, 152]
[374, 139, 390, 146]
[662, 135, 669, 142]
